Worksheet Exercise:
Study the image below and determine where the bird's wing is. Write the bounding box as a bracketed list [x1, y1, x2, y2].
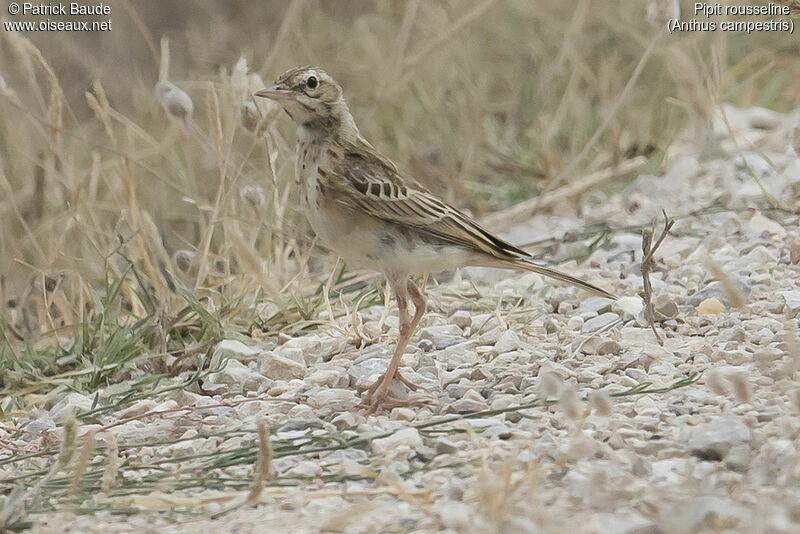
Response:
[318, 141, 616, 299]
[319, 142, 528, 261]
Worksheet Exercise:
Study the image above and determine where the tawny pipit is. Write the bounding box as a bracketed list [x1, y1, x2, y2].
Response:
[256, 66, 614, 413]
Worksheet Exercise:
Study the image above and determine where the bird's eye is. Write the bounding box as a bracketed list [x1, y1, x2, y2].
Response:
[306, 76, 318, 89]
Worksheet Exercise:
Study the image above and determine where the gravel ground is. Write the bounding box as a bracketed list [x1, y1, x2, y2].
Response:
[5, 105, 800, 533]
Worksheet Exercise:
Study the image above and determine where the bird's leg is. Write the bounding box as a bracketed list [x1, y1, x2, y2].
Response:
[394, 279, 427, 391]
[362, 278, 430, 413]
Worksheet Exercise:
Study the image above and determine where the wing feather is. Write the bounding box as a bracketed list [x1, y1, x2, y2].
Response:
[321, 141, 527, 258]
[318, 140, 615, 298]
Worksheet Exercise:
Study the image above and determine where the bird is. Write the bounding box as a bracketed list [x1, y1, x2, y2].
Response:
[256, 66, 615, 414]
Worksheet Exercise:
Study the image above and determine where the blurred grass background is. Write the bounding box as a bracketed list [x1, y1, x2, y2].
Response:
[0, 0, 798, 392]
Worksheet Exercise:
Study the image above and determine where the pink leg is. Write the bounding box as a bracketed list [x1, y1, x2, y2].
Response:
[362, 278, 430, 414]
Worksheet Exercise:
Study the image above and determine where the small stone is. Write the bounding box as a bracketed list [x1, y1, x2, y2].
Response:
[688, 416, 750, 461]
[492, 329, 524, 355]
[595, 514, 659, 534]
[612, 296, 645, 321]
[308, 388, 360, 411]
[371, 427, 423, 454]
[418, 324, 464, 350]
[438, 502, 475, 530]
[688, 280, 749, 306]
[793, 120, 800, 155]
[697, 297, 724, 316]
[449, 310, 472, 329]
[260, 354, 306, 381]
[543, 318, 559, 334]
[274, 346, 305, 365]
[779, 290, 800, 317]
[434, 437, 460, 454]
[348, 350, 391, 386]
[597, 339, 622, 355]
[50, 392, 94, 423]
[213, 339, 261, 363]
[306, 368, 348, 388]
[557, 301, 574, 315]
[165, 439, 198, 457]
[653, 295, 679, 319]
[203, 359, 269, 394]
[331, 412, 359, 430]
[447, 396, 487, 413]
[389, 407, 416, 421]
[661, 496, 745, 534]
[116, 399, 157, 419]
[23, 414, 56, 439]
[747, 106, 783, 129]
[581, 312, 619, 334]
[470, 313, 500, 332]
[277, 417, 325, 433]
[724, 443, 751, 472]
[581, 296, 613, 314]
[791, 238, 800, 265]
[745, 212, 786, 237]
[567, 316, 584, 331]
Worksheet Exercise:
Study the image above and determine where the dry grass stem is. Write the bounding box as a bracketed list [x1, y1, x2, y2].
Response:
[641, 210, 675, 345]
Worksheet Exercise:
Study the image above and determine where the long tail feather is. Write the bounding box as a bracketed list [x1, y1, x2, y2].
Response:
[505, 258, 616, 299]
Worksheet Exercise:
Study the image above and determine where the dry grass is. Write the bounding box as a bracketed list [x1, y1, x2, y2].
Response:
[0, 0, 798, 394]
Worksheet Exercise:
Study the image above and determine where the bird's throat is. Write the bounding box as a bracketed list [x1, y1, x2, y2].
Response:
[298, 102, 361, 145]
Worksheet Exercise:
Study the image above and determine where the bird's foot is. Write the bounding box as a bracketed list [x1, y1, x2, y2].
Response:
[394, 370, 429, 393]
[360, 371, 431, 415]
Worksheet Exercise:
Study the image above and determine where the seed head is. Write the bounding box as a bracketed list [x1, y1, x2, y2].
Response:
[646, 0, 680, 28]
[705, 368, 729, 395]
[588, 390, 613, 417]
[538, 371, 561, 398]
[240, 185, 265, 209]
[172, 249, 196, 273]
[155, 80, 193, 122]
[557, 383, 582, 420]
[240, 101, 262, 134]
[727, 371, 752, 404]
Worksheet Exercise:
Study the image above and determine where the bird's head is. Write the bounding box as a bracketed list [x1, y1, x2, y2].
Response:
[255, 66, 346, 127]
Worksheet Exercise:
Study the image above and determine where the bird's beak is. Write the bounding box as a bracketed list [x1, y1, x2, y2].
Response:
[255, 85, 296, 101]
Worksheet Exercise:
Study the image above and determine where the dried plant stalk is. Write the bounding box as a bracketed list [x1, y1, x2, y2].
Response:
[641, 210, 674, 345]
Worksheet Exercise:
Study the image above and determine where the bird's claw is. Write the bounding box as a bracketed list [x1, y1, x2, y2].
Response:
[360, 372, 432, 415]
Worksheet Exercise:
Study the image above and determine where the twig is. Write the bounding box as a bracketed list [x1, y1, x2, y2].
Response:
[641, 210, 674, 345]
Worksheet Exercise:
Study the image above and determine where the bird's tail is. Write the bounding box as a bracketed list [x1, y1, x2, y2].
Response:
[502, 257, 616, 299]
